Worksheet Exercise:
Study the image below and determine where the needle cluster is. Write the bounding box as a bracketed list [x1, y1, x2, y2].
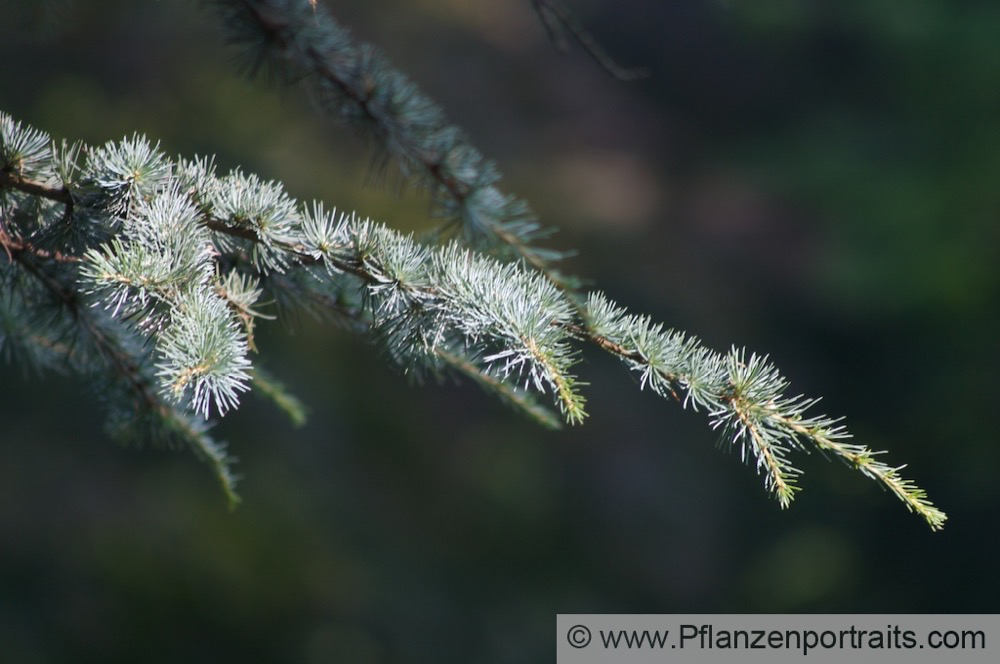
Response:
[0, 0, 946, 529]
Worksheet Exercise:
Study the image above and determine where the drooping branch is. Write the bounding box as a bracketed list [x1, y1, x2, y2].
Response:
[2, 206, 241, 506]
[1, 110, 946, 530]
[580, 292, 947, 529]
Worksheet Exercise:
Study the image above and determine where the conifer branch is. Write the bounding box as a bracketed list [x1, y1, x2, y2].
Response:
[580, 292, 945, 529]
[0, 103, 946, 529]
[205, 0, 580, 294]
[2, 114, 243, 504]
[250, 365, 308, 427]
[433, 347, 564, 431]
[3, 209, 241, 506]
[774, 412, 947, 530]
[250, 270, 565, 429]
[0, 169, 74, 207]
[0, 225, 80, 265]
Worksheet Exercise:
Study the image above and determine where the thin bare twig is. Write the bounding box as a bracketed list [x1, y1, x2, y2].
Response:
[532, 0, 650, 81]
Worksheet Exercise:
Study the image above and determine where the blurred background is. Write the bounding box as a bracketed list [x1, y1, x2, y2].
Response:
[1, 0, 998, 661]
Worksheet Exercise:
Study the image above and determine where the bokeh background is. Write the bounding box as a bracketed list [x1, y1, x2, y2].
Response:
[1, 0, 998, 661]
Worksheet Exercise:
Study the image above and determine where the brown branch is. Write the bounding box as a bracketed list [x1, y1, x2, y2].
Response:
[0, 172, 80, 263]
[234, 0, 577, 293]
[201, 215, 380, 286]
[0, 230, 80, 264]
[0, 169, 73, 206]
[565, 321, 683, 401]
[238, 0, 473, 207]
[532, 0, 651, 82]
